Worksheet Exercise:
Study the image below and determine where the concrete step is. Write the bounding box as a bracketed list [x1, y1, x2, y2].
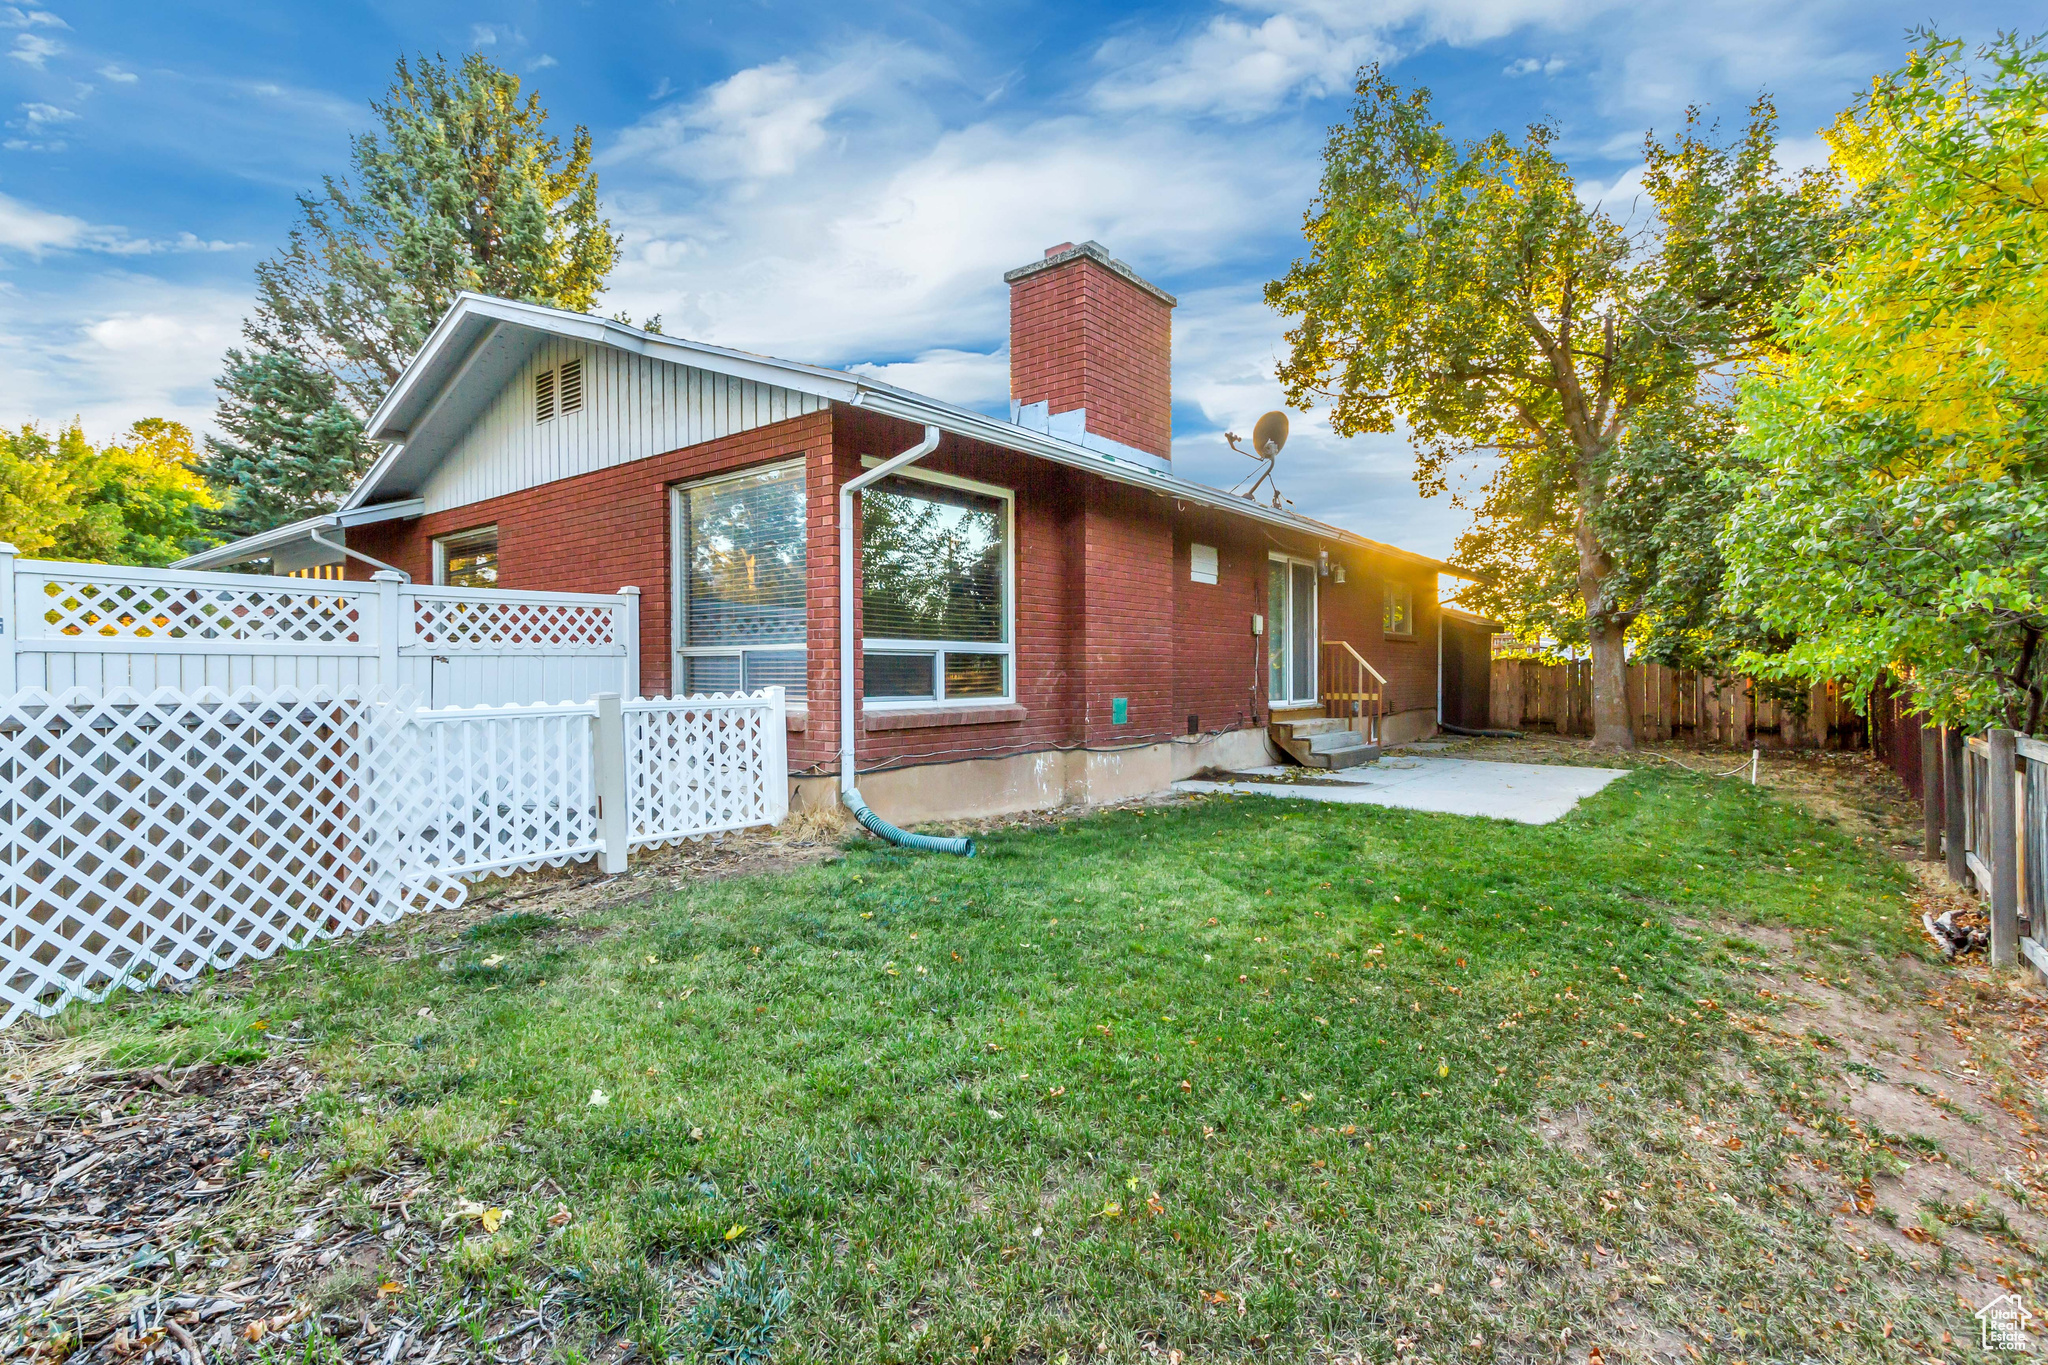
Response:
[1277, 717, 1353, 739]
[1308, 740, 1381, 769]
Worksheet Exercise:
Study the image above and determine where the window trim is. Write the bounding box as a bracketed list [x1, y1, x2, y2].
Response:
[432, 525, 500, 588]
[669, 457, 809, 699]
[1383, 579, 1417, 640]
[856, 459, 1018, 711]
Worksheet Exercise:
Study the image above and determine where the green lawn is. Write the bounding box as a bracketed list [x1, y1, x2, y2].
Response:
[68, 766, 1960, 1362]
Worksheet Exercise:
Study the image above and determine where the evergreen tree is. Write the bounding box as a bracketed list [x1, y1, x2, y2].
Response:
[201, 350, 371, 537]
[208, 52, 620, 533]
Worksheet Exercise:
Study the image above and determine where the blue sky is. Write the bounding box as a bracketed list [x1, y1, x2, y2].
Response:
[0, 0, 2024, 559]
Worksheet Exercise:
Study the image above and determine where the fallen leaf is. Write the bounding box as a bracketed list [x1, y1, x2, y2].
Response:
[724, 1223, 747, 1241]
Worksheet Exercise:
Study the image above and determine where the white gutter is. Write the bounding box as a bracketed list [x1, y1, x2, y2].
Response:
[839, 425, 941, 793]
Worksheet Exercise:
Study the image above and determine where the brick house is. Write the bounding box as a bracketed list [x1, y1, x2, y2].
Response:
[182, 241, 1468, 821]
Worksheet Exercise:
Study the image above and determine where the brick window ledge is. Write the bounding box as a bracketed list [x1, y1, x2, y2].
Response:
[865, 704, 1027, 733]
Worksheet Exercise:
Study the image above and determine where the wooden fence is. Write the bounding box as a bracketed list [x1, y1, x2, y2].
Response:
[1490, 659, 1866, 748]
[1942, 727, 2048, 978]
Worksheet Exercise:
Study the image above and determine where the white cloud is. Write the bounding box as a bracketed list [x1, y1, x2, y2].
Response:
[0, 7, 66, 28]
[850, 348, 1008, 411]
[16, 100, 73, 127]
[1093, 12, 1384, 120]
[0, 189, 247, 257]
[0, 190, 86, 252]
[9, 30, 59, 66]
[1091, 0, 1621, 119]
[611, 55, 918, 183]
[527, 54, 557, 71]
[0, 274, 247, 438]
[1504, 54, 1567, 76]
[470, 23, 522, 46]
[97, 63, 136, 83]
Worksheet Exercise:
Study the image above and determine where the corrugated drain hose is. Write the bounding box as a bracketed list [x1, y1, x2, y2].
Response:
[842, 787, 975, 856]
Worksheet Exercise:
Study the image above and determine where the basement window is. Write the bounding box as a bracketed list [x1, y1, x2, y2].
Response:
[862, 469, 1012, 706]
[672, 461, 807, 699]
[1384, 581, 1415, 638]
[434, 526, 500, 588]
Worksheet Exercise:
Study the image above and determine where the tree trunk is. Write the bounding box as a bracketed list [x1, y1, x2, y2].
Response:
[1576, 510, 1637, 750]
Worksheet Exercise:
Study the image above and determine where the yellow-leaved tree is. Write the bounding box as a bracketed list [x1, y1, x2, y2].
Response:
[1725, 33, 2048, 730]
[0, 420, 218, 566]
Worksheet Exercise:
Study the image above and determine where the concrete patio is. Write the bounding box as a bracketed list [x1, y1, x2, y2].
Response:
[1173, 753, 1632, 825]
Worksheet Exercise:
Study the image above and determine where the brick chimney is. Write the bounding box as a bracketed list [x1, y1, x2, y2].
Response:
[1004, 240, 1176, 461]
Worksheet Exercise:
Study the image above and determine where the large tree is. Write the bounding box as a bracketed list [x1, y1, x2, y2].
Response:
[1724, 34, 2048, 734]
[206, 52, 620, 533]
[1266, 69, 1844, 746]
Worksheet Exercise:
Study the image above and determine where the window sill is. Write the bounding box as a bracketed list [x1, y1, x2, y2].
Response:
[865, 703, 1025, 732]
[786, 705, 808, 734]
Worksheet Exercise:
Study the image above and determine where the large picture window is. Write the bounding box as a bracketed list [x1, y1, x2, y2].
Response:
[862, 471, 1012, 704]
[672, 462, 807, 699]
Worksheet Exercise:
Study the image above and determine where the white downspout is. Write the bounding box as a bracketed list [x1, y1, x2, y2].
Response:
[308, 524, 411, 582]
[839, 425, 942, 794]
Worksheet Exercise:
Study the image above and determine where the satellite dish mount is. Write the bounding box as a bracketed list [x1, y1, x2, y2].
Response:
[1225, 411, 1290, 508]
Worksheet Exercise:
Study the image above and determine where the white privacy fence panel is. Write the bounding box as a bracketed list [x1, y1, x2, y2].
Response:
[626, 692, 789, 849]
[1, 549, 640, 707]
[0, 684, 787, 1026]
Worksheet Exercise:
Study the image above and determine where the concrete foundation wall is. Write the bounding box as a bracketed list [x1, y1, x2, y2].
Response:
[1381, 706, 1438, 747]
[790, 724, 1277, 825]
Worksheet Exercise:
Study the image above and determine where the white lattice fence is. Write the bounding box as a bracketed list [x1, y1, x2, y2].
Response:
[0, 687, 460, 1027]
[382, 701, 603, 879]
[0, 684, 788, 1025]
[626, 691, 789, 849]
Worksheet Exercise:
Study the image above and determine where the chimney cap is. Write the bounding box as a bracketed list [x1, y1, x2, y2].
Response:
[1003, 240, 1177, 307]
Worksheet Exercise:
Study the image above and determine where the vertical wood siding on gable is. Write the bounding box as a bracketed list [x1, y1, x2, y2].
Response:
[421, 337, 827, 514]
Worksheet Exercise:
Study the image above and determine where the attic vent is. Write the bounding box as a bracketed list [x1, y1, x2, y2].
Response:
[535, 366, 556, 422]
[558, 357, 584, 415]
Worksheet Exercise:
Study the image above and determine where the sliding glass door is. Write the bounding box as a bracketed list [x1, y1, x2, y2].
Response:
[1267, 556, 1318, 708]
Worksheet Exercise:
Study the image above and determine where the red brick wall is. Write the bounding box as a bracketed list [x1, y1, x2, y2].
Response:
[345, 400, 1446, 780]
[1172, 516, 1267, 736]
[1077, 482, 1175, 743]
[1008, 252, 1173, 459]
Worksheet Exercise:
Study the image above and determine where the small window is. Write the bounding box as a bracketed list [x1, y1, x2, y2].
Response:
[535, 367, 555, 423]
[862, 471, 1012, 705]
[435, 526, 500, 588]
[1383, 581, 1414, 638]
[1189, 543, 1218, 585]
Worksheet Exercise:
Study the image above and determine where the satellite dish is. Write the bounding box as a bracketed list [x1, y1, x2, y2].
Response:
[1224, 411, 1291, 505]
[1252, 411, 1289, 458]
